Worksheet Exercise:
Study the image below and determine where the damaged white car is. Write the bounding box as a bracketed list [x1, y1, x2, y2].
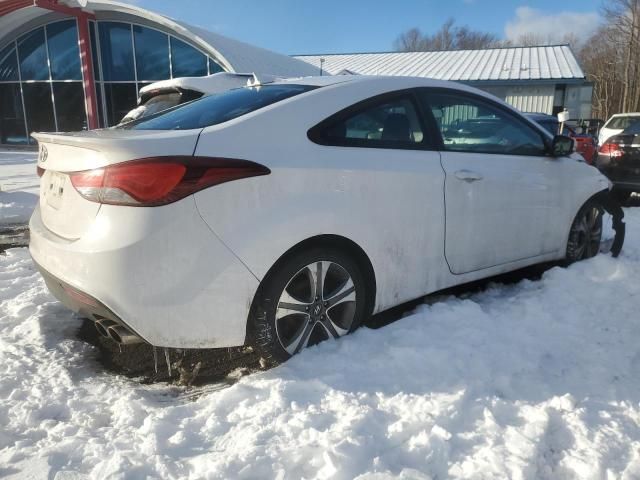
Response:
[30, 75, 618, 364]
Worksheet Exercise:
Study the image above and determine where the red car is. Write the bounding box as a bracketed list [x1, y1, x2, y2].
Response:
[525, 113, 597, 164]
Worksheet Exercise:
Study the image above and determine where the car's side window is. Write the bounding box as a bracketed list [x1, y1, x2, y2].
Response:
[314, 96, 425, 149]
[422, 91, 547, 156]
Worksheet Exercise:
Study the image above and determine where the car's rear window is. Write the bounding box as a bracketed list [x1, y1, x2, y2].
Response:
[622, 122, 640, 135]
[119, 84, 316, 131]
[606, 116, 640, 130]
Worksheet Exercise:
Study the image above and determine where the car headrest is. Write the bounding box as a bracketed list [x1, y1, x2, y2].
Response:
[382, 113, 411, 142]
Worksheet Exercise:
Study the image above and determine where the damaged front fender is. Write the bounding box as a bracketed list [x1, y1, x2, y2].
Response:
[595, 190, 626, 258]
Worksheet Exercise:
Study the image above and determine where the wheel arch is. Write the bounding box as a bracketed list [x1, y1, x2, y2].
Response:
[250, 234, 377, 320]
[562, 188, 613, 255]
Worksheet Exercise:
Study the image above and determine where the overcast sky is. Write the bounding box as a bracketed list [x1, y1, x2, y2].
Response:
[123, 0, 602, 54]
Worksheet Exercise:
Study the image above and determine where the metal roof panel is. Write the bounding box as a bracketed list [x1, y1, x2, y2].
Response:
[295, 45, 585, 82]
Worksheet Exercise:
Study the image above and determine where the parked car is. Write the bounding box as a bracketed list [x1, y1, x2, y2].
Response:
[119, 72, 261, 124]
[525, 113, 597, 164]
[597, 121, 640, 202]
[30, 75, 611, 364]
[599, 113, 640, 145]
[567, 118, 604, 139]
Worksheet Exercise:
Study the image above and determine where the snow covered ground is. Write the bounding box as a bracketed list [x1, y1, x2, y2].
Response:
[0, 151, 39, 226]
[0, 209, 639, 479]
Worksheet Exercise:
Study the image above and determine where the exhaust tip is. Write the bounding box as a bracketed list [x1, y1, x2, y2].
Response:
[107, 325, 143, 345]
[94, 319, 117, 338]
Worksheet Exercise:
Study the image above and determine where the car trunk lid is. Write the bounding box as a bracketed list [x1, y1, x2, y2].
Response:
[33, 129, 201, 240]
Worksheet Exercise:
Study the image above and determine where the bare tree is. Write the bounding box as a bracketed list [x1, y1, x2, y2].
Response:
[393, 28, 427, 51]
[603, 0, 640, 112]
[579, 26, 623, 119]
[578, 0, 640, 117]
[454, 24, 501, 50]
[394, 19, 501, 52]
[394, 2, 640, 118]
[514, 32, 583, 49]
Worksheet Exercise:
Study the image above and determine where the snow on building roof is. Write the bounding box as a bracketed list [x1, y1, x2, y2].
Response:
[294, 45, 586, 83]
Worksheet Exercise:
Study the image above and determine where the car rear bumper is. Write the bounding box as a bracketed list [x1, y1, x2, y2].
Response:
[33, 258, 140, 335]
[29, 197, 259, 348]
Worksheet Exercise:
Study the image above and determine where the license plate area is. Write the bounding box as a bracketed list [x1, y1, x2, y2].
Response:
[45, 172, 67, 210]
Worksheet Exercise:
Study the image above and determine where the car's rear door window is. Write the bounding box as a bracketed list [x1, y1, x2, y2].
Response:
[120, 84, 316, 130]
[310, 94, 427, 149]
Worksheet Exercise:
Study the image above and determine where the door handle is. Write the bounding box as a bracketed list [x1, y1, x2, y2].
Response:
[454, 169, 484, 182]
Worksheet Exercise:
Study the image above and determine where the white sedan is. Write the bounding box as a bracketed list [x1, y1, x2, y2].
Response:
[30, 75, 611, 364]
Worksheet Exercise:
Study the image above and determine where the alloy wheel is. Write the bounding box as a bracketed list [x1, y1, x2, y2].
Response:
[571, 205, 603, 260]
[275, 261, 357, 355]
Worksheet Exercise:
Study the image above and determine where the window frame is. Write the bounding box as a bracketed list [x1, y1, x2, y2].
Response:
[307, 89, 440, 151]
[418, 87, 553, 157]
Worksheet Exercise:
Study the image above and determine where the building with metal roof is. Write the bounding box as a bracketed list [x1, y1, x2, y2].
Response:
[0, 0, 317, 146]
[295, 46, 593, 119]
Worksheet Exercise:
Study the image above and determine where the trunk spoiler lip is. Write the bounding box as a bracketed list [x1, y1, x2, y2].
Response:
[31, 128, 203, 149]
[31, 132, 102, 151]
[31, 130, 204, 172]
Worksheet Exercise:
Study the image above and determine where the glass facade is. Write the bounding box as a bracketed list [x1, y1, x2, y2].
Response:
[0, 19, 84, 144]
[0, 18, 226, 144]
[92, 21, 225, 128]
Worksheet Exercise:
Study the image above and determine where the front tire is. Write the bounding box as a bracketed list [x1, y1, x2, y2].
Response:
[565, 199, 604, 264]
[248, 247, 368, 366]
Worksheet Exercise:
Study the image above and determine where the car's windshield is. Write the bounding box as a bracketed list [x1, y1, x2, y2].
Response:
[119, 84, 316, 131]
[606, 116, 640, 130]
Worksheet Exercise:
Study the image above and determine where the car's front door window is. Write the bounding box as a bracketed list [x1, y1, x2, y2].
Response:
[422, 92, 547, 156]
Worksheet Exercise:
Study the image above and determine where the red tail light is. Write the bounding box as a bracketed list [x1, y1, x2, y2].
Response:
[599, 142, 623, 158]
[37, 166, 45, 177]
[69, 156, 270, 206]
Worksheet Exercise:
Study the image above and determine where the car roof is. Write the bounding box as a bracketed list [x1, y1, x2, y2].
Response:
[610, 112, 640, 118]
[275, 75, 508, 102]
[276, 74, 471, 89]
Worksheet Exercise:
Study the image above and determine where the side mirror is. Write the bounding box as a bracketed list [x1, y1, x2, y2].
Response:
[551, 135, 575, 157]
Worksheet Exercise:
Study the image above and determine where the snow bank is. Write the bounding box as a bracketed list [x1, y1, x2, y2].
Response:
[0, 151, 38, 226]
[1, 210, 640, 479]
[0, 191, 38, 226]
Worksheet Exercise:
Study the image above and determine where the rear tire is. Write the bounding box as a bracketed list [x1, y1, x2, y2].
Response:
[565, 199, 604, 264]
[248, 247, 368, 366]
